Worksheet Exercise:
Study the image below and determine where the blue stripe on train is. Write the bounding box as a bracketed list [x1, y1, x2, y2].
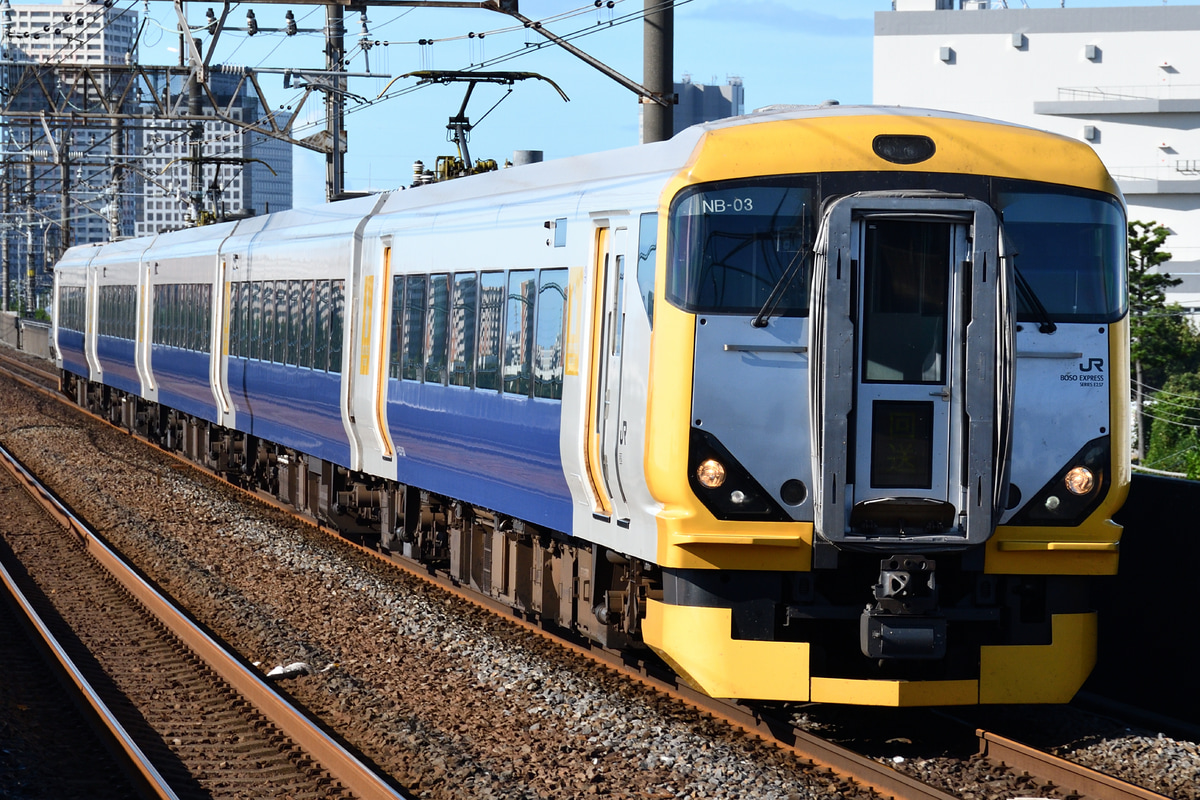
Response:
[228, 359, 351, 467]
[96, 336, 140, 395]
[58, 329, 88, 378]
[385, 381, 573, 535]
[151, 345, 218, 424]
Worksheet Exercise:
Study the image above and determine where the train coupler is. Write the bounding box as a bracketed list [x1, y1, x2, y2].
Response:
[860, 554, 946, 660]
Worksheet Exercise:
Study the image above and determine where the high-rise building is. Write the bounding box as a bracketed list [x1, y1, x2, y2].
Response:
[674, 75, 745, 135]
[136, 72, 293, 236]
[1, 0, 138, 307]
[875, 1, 1200, 315]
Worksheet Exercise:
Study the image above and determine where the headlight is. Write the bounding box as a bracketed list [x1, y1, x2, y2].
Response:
[696, 458, 726, 488]
[1064, 466, 1095, 495]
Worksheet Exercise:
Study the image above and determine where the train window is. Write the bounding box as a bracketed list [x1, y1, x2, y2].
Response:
[249, 282, 263, 360]
[476, 271, 505, 390]
[201, 284, 212, 353]
[300, 280, 315, 369]
[266, 281, 280, 362]
[229, 283, 242, 357]
[187, 284, 198, 351]
[275, 282, 289, 364]
[667, 180, 815, 316]
[613, 254, 626, 357]
[330, 279, 345, 372]
[401, 275, 426, 381]
[283, 281, 297, 365]
[389, 275, 404, 380]
[997, 184, 1127, 323]
[450, 273, 478, 388]
[315, 280, 332, 372]
[637, 213, 658, 327]
[534, 269, 568, 400]
[504, 270, 536, 396]
[426, 274, 450, 384]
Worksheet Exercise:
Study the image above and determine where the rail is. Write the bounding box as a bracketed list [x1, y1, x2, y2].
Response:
[0, 440, 408, 800]
[977, 729, 1174, 800]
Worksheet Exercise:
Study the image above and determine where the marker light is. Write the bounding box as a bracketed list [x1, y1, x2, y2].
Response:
[696, 458, 727, 488]
[730, 490, 746, 504]
[1064, 466, 1095, 495]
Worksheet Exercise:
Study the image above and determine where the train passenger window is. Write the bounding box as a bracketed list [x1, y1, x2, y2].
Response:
[168, 284, 180, 348]
[201, 284, 213, 353]
[637, 213, 658, 327]
[613, 254, 626, 357]
[186, 284, 198, 351]
[504, 270, 536, 396]
[330, 280, 345, 372]
[249, 282, 263, 360]
[996, 184, 1126, 323]
[534, 269, 568, 400]
[275, 282, 288, 363]
[667, 180, 815, 316]
[229, 283, 243, 357]
[316, 280, 332, 372]
[389, 276, 404, 380]
[476, 271, 505, 390]
[426, 274, 450, 384]
[401, 275, 427, 380]
[300, 280, 315, 369]
[282, 281, 296, 365]
[450, 273, 478, 388]
[401, 275, 427, 381]
[265, 281, 280, 362]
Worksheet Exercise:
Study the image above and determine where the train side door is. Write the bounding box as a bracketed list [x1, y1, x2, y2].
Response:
[585, 223, 631, 523]
[811, 196, 1006, 547]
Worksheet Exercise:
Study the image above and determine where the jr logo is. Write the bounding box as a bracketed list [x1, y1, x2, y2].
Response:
[1079, 358, 1104, 373]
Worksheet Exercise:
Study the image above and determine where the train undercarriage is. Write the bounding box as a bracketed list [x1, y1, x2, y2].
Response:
[62, 372, 656, 654]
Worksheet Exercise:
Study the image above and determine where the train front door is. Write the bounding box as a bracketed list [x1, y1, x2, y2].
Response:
[810, 195, 1010, 547]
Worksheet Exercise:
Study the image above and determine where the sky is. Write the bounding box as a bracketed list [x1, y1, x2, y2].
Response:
[25, 0, 1194, 208]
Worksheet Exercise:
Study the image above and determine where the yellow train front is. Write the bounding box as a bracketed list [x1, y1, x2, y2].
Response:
[638, 108, 1129, 706]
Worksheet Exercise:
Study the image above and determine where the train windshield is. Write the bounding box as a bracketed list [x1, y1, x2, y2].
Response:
[667, 179, 817, 315]
[997, 183, 1127, 323]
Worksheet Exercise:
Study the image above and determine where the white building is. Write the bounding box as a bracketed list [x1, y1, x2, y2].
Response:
[875, 1, 1200, 315]
[674, 76, 745, 135]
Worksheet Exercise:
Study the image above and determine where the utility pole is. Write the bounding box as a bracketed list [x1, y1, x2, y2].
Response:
[188, 37, 206, 223]
[326, 4, 345, 201]
[109, 118, 124, 242]
[642, 0, 674, 143]
[1, 160, 9, 312]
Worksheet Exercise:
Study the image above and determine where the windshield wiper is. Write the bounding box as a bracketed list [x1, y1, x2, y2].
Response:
[1013, 264, 1057, 334]
[752, 242, 813, 328]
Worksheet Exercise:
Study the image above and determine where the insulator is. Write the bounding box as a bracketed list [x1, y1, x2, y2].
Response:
[285, 9, 296, 36]
[245, 9, 257, 35]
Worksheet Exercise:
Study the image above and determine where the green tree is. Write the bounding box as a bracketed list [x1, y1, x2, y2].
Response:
[1127, 221, 1200, 460]
[1144, 373, 1200, 479]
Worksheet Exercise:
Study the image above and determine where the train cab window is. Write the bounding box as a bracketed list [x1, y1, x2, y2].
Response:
[637, 213, 658, 327]
[476, 271, 505, 390]
[450, 273, 478, 388]
[667, 179, 815, 316]
[426, 274, 450, 384]
[997, 184, 1127, 323]
[504, 270, 536, 396]
[401, 275, 427, 381]
[535, 269, 568, 400]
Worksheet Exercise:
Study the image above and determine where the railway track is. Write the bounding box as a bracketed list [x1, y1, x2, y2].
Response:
[0, 438, 407, 800]
[0, 350, 1190, 800]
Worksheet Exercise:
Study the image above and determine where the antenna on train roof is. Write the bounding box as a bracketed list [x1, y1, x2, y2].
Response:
[379, 71, 569, 182]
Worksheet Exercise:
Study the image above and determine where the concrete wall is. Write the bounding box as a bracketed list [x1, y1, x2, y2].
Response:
[1, 313, 51, 359]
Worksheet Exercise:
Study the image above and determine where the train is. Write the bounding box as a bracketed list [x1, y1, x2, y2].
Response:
[52, 105, 1130, 706]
